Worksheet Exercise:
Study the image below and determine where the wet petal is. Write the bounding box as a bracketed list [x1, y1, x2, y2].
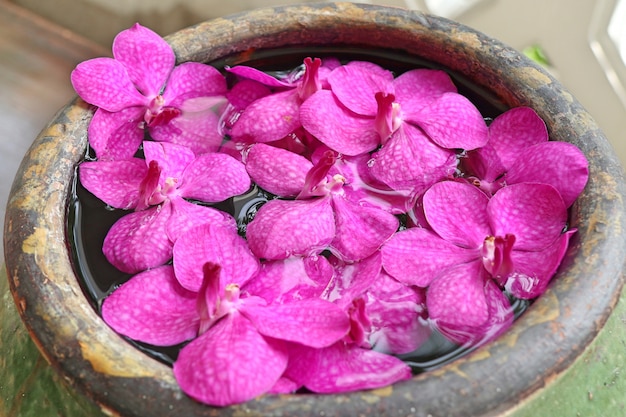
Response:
[504, 230, 575, 299]
[300, 90, 379, 156]
[393, 69, 457, 109]
[173, 222, 259, 292]
[245, 144, 312, 197]
[246, 198, 335, 260]
[231, 90, 301, 143]
[179, 152, 250, 202]
[71, 58, 147, 111]
[163, 62, 227, 104]
[103, 204, 173, 274]
[369, 124, 457, 194]
[489, 183, 567, 251]
[142, 141, 195, 181]
[366, 271, 430, 354]
[243, 298, 349, 348]
[505, 141, 589, 207]
[327, 62, 394, 115]
[101, 265, 199, 345]
[324, 252, 383, 308]
[226, 79, 272, 110]
[288, 343, 411, 393]
[487, 106, 548, 170]
[166, 198, 237, 243]
[79, 159, 146, 209]
[173, 313, 288, 406]
[150, 107, 224, 154]
[87, 107, 144, 160]
[112, 23, 175, 96]
[423, 181, 491, 248]
[409, 92, 488, 150]
[381, 227, 477, 287]
[244, 255, 333, 303]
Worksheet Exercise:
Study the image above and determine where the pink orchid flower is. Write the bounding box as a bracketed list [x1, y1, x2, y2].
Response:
[462, 107, 589, 205]
[71, 23, 228, 160]
[381, 180, 574, 344]
[244, 144, 398, 261]
[79, 141, 250, 273]
[227, 57, 331, 144]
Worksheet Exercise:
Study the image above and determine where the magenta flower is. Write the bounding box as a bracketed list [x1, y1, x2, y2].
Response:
[71, 23, 228, 160]
[227, 57, 328, 144]
[462, 107, 589, 205]
[244, 144, 398, 261]
[381, 180, 574, 343]
[79, 141, 250, 273]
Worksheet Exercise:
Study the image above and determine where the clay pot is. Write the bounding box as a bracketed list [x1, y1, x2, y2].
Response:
[4, 3, 626, 416]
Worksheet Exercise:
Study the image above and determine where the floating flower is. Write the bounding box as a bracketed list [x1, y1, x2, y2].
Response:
[79, 141, 250, 273]
[462, 107, 589, 205]
[71, 23, 228, 160]
[381, 180, 573, 342]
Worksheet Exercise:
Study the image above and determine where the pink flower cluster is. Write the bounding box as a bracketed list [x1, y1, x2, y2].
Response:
[71, 24, 589, 407]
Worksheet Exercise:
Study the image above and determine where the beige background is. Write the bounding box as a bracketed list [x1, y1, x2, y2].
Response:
[10, 0, 626, 168]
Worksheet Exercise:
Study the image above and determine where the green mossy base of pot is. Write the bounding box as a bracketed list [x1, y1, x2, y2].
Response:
[1, 265, 625, 416]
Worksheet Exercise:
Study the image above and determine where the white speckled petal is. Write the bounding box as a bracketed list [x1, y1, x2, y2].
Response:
[173, 222, 259, 292]
[179, 152, 250, 202]
[142, 141, 195, 181]
[112, 23, 175, 96]
[242, 298, 349, 348]
[166, 198, 237, 243]
[488, 182, 567, 251]
[423, 181, 491, 248]
[381, 227, 476, 287]
[71, 57, 147, 111]
[101, 265, 199, 346]
[173, 313, 288, 407]
[163, 62, 227, 104]
[87, 107, 145, 161]
[79, 158, 146, 209]
[327, 62, 393, 115]
[245, 143, 312, 197]
[246, 198, 336, 260]
[103, 204, 173, 274]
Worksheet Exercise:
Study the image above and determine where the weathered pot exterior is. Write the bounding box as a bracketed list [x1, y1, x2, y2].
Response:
[4, 3, 626, 417]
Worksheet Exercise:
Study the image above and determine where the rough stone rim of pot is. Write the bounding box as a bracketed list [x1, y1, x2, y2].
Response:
[4, 3, 626, 417]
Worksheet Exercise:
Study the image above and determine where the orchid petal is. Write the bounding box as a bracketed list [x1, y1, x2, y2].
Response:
[87, 107, 144, 160]
[369, 124, 457, 194]
[245, 144, 312, 197]
[71, 58, 147, 111]
[366, 271, 430, 354]
[489, 183, 567, 251]
[487, 106, 548, 170]
[79, 159, 146, 209]
[300, 90, 380, 156]
[226, 79, 272, 110]
[112, 23, 175, 96]
[230, 90, 301, 143]
[393, 69, 457, 109]
[173, 313, 288, 407]
[142, 141, 195, 181]
[179, 152, 250, 202]
[381, 227, 476, 287]
[324, 252, 383, 308]
[246, 198, 335, 260]
[103, 204, 173, 274]
[173, 222, 259, 292]
[288, 343, 411, 393]
[505, 141, 589, 207]
[149, 106, 224, 154]
[423, 181, 491, 248]
[243, 298, 349, 348]
[163, 62, 227, 104]
[166, 198, 237, 243]
[244, 255, 333, 303]
[328, 62, 394, 115]
[101, 265, 199, 345]
[410, 92, 488, 150]
[227, 65, 293, 88]
[504, 230, 575, 299]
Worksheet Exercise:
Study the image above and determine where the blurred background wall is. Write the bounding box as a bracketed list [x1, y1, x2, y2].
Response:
[8, 0, 626, 167]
